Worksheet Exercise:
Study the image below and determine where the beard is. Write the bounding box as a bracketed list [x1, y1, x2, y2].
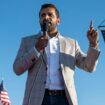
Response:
[40, 21, 57, 33]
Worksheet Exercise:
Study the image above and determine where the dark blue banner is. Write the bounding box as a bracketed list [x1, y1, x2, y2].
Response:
[101, 30, 105, 42]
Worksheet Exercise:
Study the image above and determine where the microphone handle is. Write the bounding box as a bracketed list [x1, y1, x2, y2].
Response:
[43, 30, 48, 38]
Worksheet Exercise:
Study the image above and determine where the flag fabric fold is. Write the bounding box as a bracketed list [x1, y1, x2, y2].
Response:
[0, 80, 11, 105]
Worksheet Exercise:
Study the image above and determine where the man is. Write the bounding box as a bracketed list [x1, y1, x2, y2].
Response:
[13, 3, 100, 105]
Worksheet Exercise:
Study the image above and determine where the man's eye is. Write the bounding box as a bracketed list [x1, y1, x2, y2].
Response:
[41, 14, 46, 17]
[48, 13, 53, 17]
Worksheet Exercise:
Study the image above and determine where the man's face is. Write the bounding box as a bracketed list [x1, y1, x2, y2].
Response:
[39, 7, 60, 33]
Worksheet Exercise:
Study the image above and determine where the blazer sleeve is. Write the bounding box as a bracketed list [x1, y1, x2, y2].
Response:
[75, 40, 100, 73]
[13, 38, 40, 75]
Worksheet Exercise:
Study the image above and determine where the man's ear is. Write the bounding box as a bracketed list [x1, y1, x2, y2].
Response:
[57, 18, 61, 25]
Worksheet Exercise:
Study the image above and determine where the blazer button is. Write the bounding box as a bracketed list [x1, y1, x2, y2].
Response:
[44, 81, 46, 84]
[46, 67, 48, 71]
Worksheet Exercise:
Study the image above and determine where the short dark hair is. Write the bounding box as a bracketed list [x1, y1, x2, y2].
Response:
[39, 3, 60, 18]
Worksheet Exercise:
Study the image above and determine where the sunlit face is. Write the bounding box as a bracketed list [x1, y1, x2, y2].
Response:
[39, 7, 60, 33]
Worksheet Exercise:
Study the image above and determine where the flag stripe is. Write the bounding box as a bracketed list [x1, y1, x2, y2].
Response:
[0, 81, 11, 105]
[0, 92, 11, 105]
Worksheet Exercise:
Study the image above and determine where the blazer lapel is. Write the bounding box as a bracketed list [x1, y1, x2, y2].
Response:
[42, 34, 66, 69]
[58, 35, 66, 64]
[59, 35, 65, 52]
[42, 50, 47, 66]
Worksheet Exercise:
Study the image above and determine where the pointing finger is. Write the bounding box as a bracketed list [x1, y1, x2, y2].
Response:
[90, 20, 94, 30]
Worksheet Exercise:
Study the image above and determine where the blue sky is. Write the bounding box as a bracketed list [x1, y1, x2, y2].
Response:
[0, 0, 105, 105]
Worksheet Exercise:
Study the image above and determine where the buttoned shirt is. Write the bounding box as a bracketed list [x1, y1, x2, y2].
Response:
[45, 33, 64, 90]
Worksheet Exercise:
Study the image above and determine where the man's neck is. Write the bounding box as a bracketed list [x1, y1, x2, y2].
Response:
[48, 30, 58, 38]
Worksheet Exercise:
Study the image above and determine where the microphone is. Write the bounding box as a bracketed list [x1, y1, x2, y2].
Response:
[42, 21, 50, 36]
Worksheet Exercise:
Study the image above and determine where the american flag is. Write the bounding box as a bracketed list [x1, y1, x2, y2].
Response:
[0, 80, 11, 105]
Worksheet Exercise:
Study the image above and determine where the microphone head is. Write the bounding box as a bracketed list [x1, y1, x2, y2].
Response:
[42, 21, 50, 34]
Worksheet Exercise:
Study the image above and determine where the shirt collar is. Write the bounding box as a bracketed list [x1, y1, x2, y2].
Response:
[40, 31, 60, 39]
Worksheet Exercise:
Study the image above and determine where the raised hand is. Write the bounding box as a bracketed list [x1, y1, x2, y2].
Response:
[87, 20, 99, 48]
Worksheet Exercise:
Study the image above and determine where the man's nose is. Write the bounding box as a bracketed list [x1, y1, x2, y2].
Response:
[44, 14, 49, 20]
